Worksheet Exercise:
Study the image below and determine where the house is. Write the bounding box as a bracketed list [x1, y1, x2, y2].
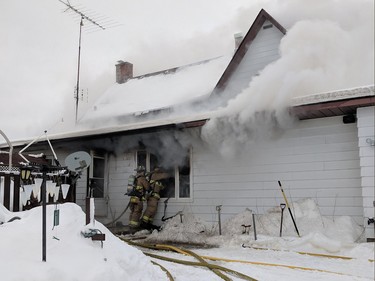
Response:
[1, 9, 374, 241]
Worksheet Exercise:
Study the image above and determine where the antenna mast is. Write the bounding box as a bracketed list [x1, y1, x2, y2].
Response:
[58, 0, 106, 124]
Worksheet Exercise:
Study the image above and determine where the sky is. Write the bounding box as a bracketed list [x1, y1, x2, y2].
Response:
[0, 0, 256, 141]
[0, 0, 374, 143]
[0, 199, 373, 280]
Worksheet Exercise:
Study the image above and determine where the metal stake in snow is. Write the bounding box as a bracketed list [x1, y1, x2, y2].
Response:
[279, 203, 286, 237]
[216, 205, 222, 235]
[252, 213, 257, 240]
[278, 181, 300, 237]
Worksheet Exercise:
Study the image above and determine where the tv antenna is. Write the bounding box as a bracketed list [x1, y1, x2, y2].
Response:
[58, 0, 120, 123]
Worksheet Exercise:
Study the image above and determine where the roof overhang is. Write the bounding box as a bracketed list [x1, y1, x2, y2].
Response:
[291, 85, 374, 120]
[5, 115, 210, 148]
[2, 87, 373, 148]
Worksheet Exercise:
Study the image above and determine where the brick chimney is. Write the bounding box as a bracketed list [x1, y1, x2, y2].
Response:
[116, 61, 133, 84]
[234, 32, 243, 51]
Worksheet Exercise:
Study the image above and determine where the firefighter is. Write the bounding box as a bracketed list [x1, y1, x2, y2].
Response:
[128, 165, 150, 232]
[141, 167, 169, 230]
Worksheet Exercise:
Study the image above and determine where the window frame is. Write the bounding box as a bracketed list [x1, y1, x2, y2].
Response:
[87, 151, 107, 199]
[136, 149, 193, 202]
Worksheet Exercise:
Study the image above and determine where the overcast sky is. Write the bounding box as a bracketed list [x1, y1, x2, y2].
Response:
[0, 0, 374, 142]
[0, 0, 259, 141]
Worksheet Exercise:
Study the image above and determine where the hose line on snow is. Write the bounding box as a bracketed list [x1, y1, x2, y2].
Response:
[242, 245, 375, 263]
[120, 237, 366, 278]
[199, 255, 357, 277]
[151, 260, 174, 281]
[157, 244, 231, 281]
[120, 238, 256, 281]
[145, 252, 257, 281]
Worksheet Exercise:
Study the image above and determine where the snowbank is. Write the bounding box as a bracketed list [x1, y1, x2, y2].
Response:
[147, 198, 371, 258]
[1, 199, 373, 281]
[0, 203, 165, 281]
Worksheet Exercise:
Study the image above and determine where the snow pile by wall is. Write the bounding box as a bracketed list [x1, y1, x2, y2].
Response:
[147, 213, 214, 245]
[0, 203, 165, 281]
[149, 198, 366, 255]
[221, 208, 254, 235]
[255, 198, 364, 243]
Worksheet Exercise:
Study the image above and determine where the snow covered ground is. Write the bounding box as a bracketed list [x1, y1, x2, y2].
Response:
[0, 199, 374, 281]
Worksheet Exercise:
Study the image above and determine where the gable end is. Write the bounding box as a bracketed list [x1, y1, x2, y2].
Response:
[213, 9, 286, 94]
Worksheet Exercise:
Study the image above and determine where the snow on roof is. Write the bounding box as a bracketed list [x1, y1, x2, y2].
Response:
[82, 56, 231, 122]
[4, 112, 213, 147]
[4, 85, 373, 147]
[291, 85, 374, 106]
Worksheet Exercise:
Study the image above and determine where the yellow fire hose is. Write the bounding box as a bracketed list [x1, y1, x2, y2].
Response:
[120, 237, 257, 281]
[199, 255, 352, 277]
[247, 245, 375, 262]
[120, 237, 369, 279]
[145, 252, 257, 281]
[155, 244, 232, 281]
[151, 260, 174, 281]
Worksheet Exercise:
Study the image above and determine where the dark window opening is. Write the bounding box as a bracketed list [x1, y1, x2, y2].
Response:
[150, 154, 158, 172]
[179, 160, 190, 198]
[136, 149, 191, 199]
[137, 151, 147, 168]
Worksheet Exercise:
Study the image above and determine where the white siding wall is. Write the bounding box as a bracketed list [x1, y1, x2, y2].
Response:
[58, 149, 88, 208]
[75, 114, 368, 233]
[223, 20, 284, 98]
[57, 148, 134, 225]
[357, 106, 375, 239]
[102, 152, 135, 225]
[161, 116, 363, 228]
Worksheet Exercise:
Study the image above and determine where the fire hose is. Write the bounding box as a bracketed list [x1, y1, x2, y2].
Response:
[105, 201, 131, 227]
[161, 197, 183, 222]
[151, 260, 174, 281]
[120, 237, 367, 279]
[120, 237, 257, 281]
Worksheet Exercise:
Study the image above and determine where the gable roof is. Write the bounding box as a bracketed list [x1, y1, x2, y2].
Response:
[212, 9, 286, 95]
[83, 9, 286, 124]
[82, 56, 230, 123]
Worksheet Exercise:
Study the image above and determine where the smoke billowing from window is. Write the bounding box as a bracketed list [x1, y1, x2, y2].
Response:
[86, 129, 204, 169]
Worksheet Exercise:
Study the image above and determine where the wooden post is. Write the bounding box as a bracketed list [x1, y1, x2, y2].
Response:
[13, 176, 20, 211]
[3, 175, 10, 210]
[85, 197, 90, 225]
[41, 172, 47, 262]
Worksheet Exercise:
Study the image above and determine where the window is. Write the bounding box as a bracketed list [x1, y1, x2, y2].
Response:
[88, 152, 106, 198]
[178, 156, 190, 198]
[136, 149, 191, 199]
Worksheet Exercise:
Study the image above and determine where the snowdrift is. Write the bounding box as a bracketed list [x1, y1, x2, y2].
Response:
[147, 198, 369, 257]
[0, 203, 165, 281]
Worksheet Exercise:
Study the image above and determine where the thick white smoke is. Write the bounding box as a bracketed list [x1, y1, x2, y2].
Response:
[201, 0, 374, 156]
